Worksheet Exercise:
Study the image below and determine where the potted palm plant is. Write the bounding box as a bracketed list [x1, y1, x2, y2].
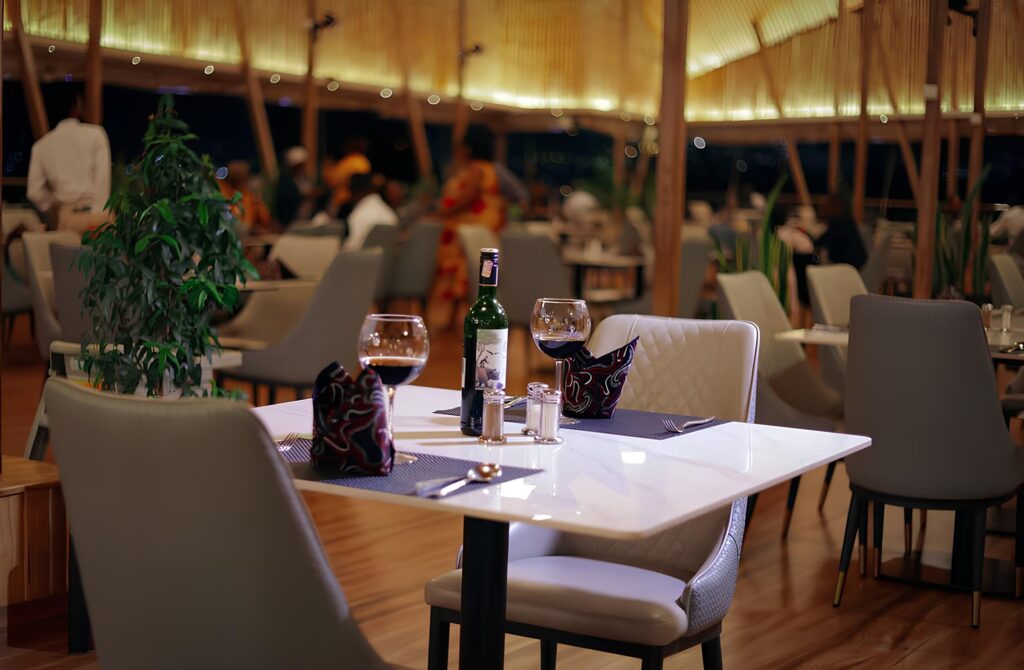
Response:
[79, 95, 256, 396]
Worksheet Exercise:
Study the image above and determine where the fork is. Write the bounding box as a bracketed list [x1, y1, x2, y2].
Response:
[661, 417, 717, 433]
[275, 432, 300, 452]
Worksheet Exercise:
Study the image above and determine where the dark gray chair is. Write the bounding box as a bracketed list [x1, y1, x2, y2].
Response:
[835, 295, 1024, 628]
[44, 378, 395, 669]
[50, 243, 91, 343]
[389, 221, 442, 313]
[363, 224, 399, 303]
[989, 253, 1024, 309]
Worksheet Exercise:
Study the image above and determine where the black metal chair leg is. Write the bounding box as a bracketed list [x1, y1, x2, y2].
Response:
[834, 492, 863, 607]
[1016, 489, 1024, 598]
[818, 461, 837, 510]
[540, 639, 557, 670]
[745, 493, 759, 533]
[640, 648, 664, 670]
[903, 507, 913, 556]
[267, 384, 277, 405]
[68, 537, 92, 653]
[858, 499, 869, 576]
[873, 501, 885, 578]
[701, 636, 723, 670]
[971, 509, 986, 628]
[427, 608, 450, 670]
[782, 476, 801, 538]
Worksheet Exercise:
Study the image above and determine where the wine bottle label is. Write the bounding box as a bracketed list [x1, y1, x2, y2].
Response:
[474, 328, 508, 390]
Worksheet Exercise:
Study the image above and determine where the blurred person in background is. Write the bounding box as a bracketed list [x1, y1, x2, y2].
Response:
[324, 136, 371, 214]
[343, 173, 398, 251]
[275, 146, 322, 225]
[219, 160, 273, 234]
[27, 88, 111, 231]
[815, 193, 867, 270]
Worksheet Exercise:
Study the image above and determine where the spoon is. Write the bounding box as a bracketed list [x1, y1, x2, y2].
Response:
[425, 463, 503, 499]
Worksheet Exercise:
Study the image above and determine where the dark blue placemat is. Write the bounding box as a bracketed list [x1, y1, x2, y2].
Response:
[279, 437, 541, 497]
[433, 407, 727, 441]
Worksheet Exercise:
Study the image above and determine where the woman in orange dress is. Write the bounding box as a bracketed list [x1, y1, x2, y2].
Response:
[436, 129, 507, 303]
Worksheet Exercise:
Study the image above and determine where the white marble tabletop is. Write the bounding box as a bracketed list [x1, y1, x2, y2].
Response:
[777, 326, 1024, 361]
[252, 386, 869, 541]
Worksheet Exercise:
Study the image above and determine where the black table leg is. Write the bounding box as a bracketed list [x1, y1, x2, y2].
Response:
[635, 264, 645, 300]
[68, 536, 92, 653]
[573, 266, 585, 298]
[460, 516, 509, 670]
[950, 510, 974, 589]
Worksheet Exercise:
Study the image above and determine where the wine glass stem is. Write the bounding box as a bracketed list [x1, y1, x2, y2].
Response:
[386, 385, 397, 443]
[554, 358, 564, 416]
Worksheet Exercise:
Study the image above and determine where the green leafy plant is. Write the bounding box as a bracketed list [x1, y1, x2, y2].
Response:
[79, 95, 257, 396]
[932, 164, 991, 299]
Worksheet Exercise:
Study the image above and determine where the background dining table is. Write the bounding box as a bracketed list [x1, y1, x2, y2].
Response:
[252, 385, 870, 669]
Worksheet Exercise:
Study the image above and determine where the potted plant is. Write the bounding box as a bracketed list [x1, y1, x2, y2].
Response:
[79, 94, 256, 396]
[932, 165, 992, 302]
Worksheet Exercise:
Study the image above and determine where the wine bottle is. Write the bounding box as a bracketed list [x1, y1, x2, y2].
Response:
[461, 248, 509, 436]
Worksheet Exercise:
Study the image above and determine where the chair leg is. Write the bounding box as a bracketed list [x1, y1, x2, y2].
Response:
[818, 461, 837, 510]
[873, 501, 885, 578]
[834, 492, 863, 607]
[427, 608, 450, 670]
[782, 476, 801, 539]
[1015, 489, 1023, 598]
[540, 639, 557, 670]
[268, 384, 277, 405]
[640, 648, 664, 670]
[970, 509, 986, 628]
[858, 500, 869, 577]
[744, 493, 759, 534]
[701, 636, 723, 670]
[903, 507, 913, 556]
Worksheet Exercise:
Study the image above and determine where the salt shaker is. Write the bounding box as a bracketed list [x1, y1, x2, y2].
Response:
[1001, 305, 1013, 332]
[535, 389, 564, 444]
[522, 382, 549, 435]
[479, 389, 507, 445]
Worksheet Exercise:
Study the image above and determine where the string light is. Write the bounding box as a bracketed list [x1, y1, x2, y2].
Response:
[269, 73, 281, 84]
[470, 101, 484, 111]
[326, 80, 340, 91]
[550, 108, 563, 118]
[643, 114, 656, 126]
[879, 114, 889, 124]
[426, 94, 440, 105]
[47, 45, 56, 53]
[380, 88, 394, 99]
[131, 56, 141, 65]
[203, 65, 215, 75]
[624, 145, 638, 159]
[693, 137, 707, 149]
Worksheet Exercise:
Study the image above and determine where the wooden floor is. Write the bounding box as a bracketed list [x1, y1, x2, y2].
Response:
[2, 308, 1023, 669]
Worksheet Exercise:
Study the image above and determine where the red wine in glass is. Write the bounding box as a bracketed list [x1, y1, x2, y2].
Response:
[361, 356, 427, 386]
[534, 333, 587, 359]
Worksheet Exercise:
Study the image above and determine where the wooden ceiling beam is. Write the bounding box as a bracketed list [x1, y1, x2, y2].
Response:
[232, 0, 277, 179]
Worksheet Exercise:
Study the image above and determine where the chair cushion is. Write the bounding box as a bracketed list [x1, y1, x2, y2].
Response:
[424, 556, 689, 646]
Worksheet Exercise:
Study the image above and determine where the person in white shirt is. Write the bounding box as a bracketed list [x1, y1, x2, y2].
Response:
[27, 89, 112, 231]
[991, 203, 1024, 244]
[343, 173, 398, 251]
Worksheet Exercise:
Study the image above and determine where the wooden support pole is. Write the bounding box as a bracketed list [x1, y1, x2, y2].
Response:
[85, 0, 102, 124]
[651, 0, 688, 317]
[874, 12, 921, 204]
[913, 0, 946, 300]
[452, 0, 469, 155]
[828, 124, 841, 194]
[612, 126, 627, 221]
[232, 0, 277, 179]
[389, 0, 433, 183]
[10, 0, 49, 140]
[852, 0, 874, 224]
[752, 22, 811, 210]
[946, 120, 960, 201]
[301, 0, 319, 178]
[965, 0, 991, 294]
[630, 143, 651, 201]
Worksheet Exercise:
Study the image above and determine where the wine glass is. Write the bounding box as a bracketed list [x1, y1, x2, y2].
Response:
[530, 298, 591, 422]
[358, 314, 430, 442]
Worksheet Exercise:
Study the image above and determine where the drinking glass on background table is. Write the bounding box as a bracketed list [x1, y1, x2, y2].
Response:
[358, 314, 430, 442]
[530, 298, 591, 423]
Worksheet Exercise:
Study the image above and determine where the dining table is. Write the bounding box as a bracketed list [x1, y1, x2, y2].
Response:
[252, 385, 870, 669]
[561, 250, 646, 301]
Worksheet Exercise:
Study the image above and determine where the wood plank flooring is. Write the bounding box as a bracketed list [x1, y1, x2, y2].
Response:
[2, 309, 1022, 669]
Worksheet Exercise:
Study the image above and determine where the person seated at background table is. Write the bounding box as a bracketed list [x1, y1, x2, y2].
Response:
[815, 193, 867, 270]
[991, 193, 1024, 245]
[343, 173, 398, 251]
[770, 204, 817, 313]
[219, 160, 274, 234]
[324, 137, 371, 215]
[435, 128, 506, 301]
[275, 147, 323, 226]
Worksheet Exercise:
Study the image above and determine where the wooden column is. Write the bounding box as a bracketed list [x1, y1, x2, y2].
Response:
[452, 0, 469, 154]
[651, 0, 688, 317]
[302, 0, 319, 178]
[829, 0, 845, 194]
[612, 126, 627, 221]
[874, 12, 921, 204]
[390, 0, 433, 182]
[10, 0, 49, 140]
[752, 22, 811, 209]
[912, 0, 946, 299]
[84, 0, 103, 124]
[964, 0, 991, 294]
[946, 120, 959, 201]
[852, 0, 874, 223]
[828, 124, 841, 194]
[232, 0, 277, 179]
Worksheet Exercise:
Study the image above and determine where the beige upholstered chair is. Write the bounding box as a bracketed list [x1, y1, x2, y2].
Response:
[362, 223, 399, 303]
[50, 243, 91, 343]
[457, 224, 499, 303]
[217, 250, 382, 403]
[426, 314, 759, 670]
[678, 226, 713, 318]
[22, 231, 81, 362]
[718, 271, 842, 536]
[44, 379, 395, 670]
[860, 231, 893, 293]
[268, 233, 340, 278]
[835, 295, 1024, 628]
[989, 253, 1024, 309]
[388, 221, 442, 312]
[499, 229, 573, 329]
[807, 264, 865, 398]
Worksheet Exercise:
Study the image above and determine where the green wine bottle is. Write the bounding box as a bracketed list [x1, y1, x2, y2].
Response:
[461, 248, 509, 436]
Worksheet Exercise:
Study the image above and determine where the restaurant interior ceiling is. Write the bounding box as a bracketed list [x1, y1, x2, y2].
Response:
[2, 0, 1022, 141]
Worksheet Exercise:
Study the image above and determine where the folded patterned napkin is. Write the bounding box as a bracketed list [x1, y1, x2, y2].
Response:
[562, 337, 638, 419]
[310, 362, 394, 475]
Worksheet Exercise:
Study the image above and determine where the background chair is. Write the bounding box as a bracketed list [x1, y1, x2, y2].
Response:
[217, 250, 382, 403]
[2, 250, 33, 348]
[989, 253, 1024, 308]
[807, 264, 866, 399]
[457, 224, 499, 304]
[426, 314, 758, 670]
[836, 295, 1024, 628]
[50, 243, 91, 343]
[859, 232, 893, 293]
[22, 231, 81, 363]
[388, 221, 442, 313]
[678, 226, 713, 319]
[44, 379, 393, 670]
[268, 234, 340, 278]
[718, 271, 842, 535]
[362, 223, 399, 304]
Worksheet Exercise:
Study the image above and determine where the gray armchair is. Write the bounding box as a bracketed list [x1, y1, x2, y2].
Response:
[50, 243, 91, 343]
[835, 295, 1024, 628]
[388, 221, 442, 313]
[989, 253, 1024, 308]
[22, 231, 81, 363]
[217, 250, 382, 403]
[44, 378, 394, 670]
[807, 263, 866, 399]
[268, 233, 340, 278]
[426, 314, 759, 670]
[362, 223, 399, 303]
[718, 271, 842, 536]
